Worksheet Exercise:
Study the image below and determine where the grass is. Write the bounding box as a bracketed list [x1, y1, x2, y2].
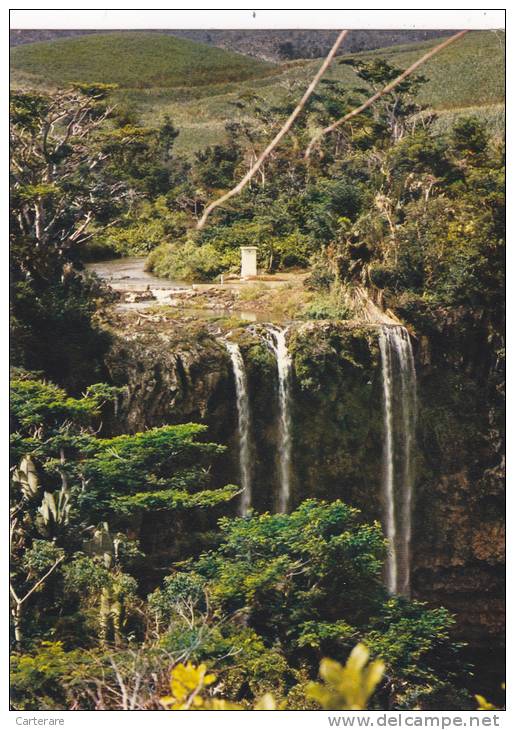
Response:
[10, 31, 278, 89]
[423, 104, 505, 140]
[357, 30, 505, 109]
[10, 30, 504, 156]
[233, 281, 319, 320]
[134, 30, 505, 155]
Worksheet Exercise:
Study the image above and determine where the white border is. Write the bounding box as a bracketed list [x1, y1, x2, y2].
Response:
[5, 5, 508, 727]
[9, 8, 506, 31]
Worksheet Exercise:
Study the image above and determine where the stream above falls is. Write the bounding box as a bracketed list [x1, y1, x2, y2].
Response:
[85, 256, 191, 291]
[86, 256, 293, 322]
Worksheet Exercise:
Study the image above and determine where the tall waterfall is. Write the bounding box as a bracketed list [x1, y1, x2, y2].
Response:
[265, 326, 293, 513]
[225, 340, 252, 516]
[379, 325, 417, 596]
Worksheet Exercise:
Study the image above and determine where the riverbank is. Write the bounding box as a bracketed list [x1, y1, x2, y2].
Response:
[87, 257, 314, 320]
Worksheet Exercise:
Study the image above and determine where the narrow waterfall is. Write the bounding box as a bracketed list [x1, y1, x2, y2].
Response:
[379, 329, 397, 595]
[265, 326, 293, 513]
[379, 325, 417, 596]
[224, 340, 252, 516]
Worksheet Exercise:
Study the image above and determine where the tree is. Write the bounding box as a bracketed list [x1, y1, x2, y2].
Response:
[197, 31, 348, 229]
[63, 534, 140, 648]
[9, 86, 123, 384]
[305, 31, 468, 156]
[100, 120, 179, 198]
[10, 85, 120, 267]
[343, 58, 428, 141]
[151, 500, 464, 708]
[10, 375, 120, 645]
[10, 86, 186, 385]
[10, 373, 239, 647]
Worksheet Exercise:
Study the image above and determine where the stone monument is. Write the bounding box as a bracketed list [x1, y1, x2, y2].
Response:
[240, 246, 258, 278]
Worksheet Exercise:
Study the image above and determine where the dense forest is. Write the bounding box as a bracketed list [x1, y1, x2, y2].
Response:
[9, 31, 504, 711]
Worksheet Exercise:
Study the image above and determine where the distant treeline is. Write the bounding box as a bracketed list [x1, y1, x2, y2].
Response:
[9, 28, 457, 61]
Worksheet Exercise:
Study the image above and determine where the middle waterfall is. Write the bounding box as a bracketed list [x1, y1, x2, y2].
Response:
[265, 325, 293, 513]
[225, 339, 252, 516]
[379, 325, 418, 597]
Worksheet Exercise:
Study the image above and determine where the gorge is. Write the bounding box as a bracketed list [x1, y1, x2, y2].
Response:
[102, 301, 504, 695]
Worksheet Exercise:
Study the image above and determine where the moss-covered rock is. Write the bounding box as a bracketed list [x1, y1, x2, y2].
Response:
[288, 322, 383, 523]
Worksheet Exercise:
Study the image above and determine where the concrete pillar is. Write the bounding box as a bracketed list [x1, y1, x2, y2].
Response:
[240, 246, 258, 278]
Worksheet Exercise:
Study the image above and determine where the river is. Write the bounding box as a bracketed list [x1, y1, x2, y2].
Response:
[85, 257, 190, 292]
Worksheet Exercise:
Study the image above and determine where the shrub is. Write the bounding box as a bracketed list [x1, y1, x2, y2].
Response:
[301, 283, 351, 320]
[304, 251, 336, 291]
[146, 240, 230, 282]
[159, 644, 385, 710]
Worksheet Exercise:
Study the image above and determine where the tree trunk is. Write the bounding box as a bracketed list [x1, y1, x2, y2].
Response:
[99, 587, 110, 646]
[12, 604, 23, 647]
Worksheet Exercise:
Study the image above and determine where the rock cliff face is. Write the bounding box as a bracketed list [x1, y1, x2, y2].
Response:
[102, 309, 504, 674]
[105, 320, 233, 434]
[405, 305, 505, 684]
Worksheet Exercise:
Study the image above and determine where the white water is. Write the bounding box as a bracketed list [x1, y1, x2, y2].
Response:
[379, 329, 397, 595]
[225, 340, 252, 516]
[379, 326, 417, 596]
[266, 326, 293, 513]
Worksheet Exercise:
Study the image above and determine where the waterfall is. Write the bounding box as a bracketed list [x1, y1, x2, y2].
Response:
[224, 340, 252, 516]
[379, 329, 397, 595]
[265, 326, 293, 513]
[379, 325, 417, 596]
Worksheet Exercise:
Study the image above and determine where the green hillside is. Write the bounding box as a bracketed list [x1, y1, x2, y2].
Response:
[9, 31, 278, 88]
[10, 30, 504, 156]
[123, 30, 505, 155]
[356, 30, 505, 109]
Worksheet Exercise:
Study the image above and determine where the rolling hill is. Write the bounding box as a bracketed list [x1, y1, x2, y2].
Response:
[9, 31, 278, 88]
[127, 30, 505, 155]
[10, 30, 504, 156]
[10, 28, 457, 62]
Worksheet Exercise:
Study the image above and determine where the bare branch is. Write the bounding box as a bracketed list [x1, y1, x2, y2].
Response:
[196, 30, 349, 230]
[305, 30, 469, 158]
[17, 555, 65, 607]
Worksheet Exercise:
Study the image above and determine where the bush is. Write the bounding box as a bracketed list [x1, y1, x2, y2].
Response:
[81, 238, 121, 262]
[301, 284, 351, 320]
[10, 642, 75, 710]
[200, 220, 316, 272]
[90, 200, 191, 258]
[304, 251, 336, 291]
[10, 274, 112, 392]
[146, 240, 230, 282]
[151, 500, 464, 709]
[269, 231, 316, 269]
[369, 265, 399, 290]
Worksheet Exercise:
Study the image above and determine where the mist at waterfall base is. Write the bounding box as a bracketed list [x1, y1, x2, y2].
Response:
[225, 323, 417, 596]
